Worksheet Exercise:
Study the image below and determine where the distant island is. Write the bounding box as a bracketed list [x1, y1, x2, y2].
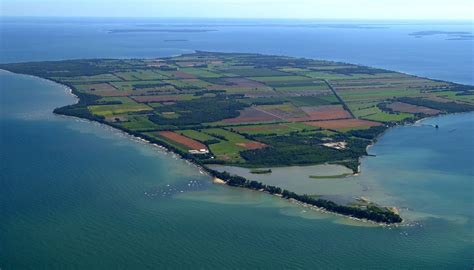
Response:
[2, 51, 473, 224]
[109, 29, 216, 33]
[164, 39, 189, 42]
[409, 31, 474, 40]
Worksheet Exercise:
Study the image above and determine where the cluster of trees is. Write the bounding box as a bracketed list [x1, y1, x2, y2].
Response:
[448, 84, 474, 92]
[346, 126, 387, 140]
[133, 83, 167, 89]
[158, 66, 178, 71]
[397, 97, 474, 113]
[52, 90, 105, 122]
[331, 160, 359, 173]
[149, 97, 248, 126]
[0, 59, 144, 77]
[240, 133, 369, 167]
[455, 90, 474, 96]
[209, 170, 402, 224]
[249, 99, 287, 106]
[328, 66, 393, 76]
[54, 105, 104, 122]
[193, 90, 226, 96]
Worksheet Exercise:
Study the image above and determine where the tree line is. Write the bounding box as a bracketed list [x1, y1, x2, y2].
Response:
[208, 170, 402, 224]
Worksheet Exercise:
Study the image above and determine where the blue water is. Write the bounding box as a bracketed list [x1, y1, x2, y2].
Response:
[1, 18, 473, 269]
[1, 17, 473, 84]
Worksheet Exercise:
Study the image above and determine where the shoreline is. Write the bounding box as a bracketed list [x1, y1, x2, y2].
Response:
[9, 66, 463, 224]
[1, 69, 412, 224]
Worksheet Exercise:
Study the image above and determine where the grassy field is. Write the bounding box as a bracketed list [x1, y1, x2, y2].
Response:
[200, 128, 268, 162]
[88, 98, 152, 117]
[361, 108, 413, 122]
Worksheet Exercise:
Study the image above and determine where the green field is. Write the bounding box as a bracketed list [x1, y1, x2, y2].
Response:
[88, 97, 152, 117]
[360, 107, 413, 122]
[208, 141, 246, 163]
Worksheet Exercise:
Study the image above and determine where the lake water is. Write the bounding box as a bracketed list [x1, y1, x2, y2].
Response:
[1, 18, 473, 268]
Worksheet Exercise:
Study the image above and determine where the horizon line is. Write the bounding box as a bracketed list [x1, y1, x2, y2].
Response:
[1, 15, 474, 22]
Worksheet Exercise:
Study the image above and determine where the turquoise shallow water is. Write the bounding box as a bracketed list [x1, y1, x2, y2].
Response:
[1, 18, 473, 269]
[212, 114, 474, 223]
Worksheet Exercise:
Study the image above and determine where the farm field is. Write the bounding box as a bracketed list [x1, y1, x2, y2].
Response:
[157, 131, 208, 151]
[386, 102, 440, 115]
[2, 51, 473, 170]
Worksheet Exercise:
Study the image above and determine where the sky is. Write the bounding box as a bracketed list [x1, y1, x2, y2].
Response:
[1, 0, 474, 20]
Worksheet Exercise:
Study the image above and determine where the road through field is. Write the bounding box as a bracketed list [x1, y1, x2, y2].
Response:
[324, 79, 356, 118]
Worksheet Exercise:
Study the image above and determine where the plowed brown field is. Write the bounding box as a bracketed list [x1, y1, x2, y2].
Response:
[157, 131, 208, 150]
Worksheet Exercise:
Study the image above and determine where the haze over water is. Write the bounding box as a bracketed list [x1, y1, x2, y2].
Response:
[1, 18, 473, 268]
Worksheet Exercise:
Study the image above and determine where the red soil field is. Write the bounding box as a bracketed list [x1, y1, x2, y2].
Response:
[387, 102, 440, 115]
[305, 119, 382, 129]
[236, 141, 267, 150]
[157, 131, 208, 151]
